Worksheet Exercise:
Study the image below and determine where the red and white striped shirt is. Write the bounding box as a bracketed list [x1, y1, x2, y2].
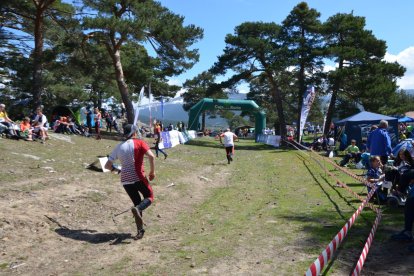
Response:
[108, 139, 150, 185]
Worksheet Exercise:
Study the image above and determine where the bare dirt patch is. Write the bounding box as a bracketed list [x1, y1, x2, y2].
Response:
[0, 137, 234, 275]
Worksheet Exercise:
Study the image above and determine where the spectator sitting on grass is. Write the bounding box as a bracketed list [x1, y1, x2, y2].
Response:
[33, 107, 49, 142]
[67, 116, 82, 135]
[366, 156, 384, 186]
[340, 139, 361, 167]
[55, 116, 71, 134]
[20, 117, 33, 141]
[0, 103, 13, 129]
[367, 155, 391, 203]
[0, 103, 19, 138]
[311, 136, 326, 151]
[384, 149, 414, 193]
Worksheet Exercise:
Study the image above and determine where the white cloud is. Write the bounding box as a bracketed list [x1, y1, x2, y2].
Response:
[385, 46, 414, 89]
[322, 47, 414, 89]
[323, 64, 337, 72]
[165, 78, 187, 97]
[238, 82, 249, 94]
[167, 78, 182, 86]
[175, 88, 187, 97]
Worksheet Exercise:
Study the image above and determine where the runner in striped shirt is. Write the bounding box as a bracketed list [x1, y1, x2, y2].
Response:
[105, 124, 156, 239]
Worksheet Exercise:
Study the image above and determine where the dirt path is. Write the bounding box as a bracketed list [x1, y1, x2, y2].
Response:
[0, 146, 234, 275]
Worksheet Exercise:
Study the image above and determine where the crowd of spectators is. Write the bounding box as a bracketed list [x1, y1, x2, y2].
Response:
[0, 104, 50, 143]
[0, 103, 124, 142]
[333, 119, 413, 249]
[1, 102, 193, 144]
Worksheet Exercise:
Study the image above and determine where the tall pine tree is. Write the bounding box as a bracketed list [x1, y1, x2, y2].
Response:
[1, 0, 76, 108]
[210, 22, 289, 136]
[322, 13, 405, 135]
[280, 2, 324, 140]
[81, 0, 203, 123]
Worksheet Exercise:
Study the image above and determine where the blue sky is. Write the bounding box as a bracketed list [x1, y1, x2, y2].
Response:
[158, 0, 414, 90]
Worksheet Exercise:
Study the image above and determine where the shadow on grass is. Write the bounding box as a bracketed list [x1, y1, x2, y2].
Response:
[85, 155, 108, 172]
[296, 153, 347, 221]
[209, 162, 229, 166]
[99, 131, 124, 141]
[55, 228, 132, 245]
[295, 153, 377, 274]
[343, 182, 366, 188]
[293, 153, 414, 275]
[45, 215, 132, 245]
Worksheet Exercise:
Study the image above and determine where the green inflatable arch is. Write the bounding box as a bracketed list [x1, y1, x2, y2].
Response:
[188, 98, 266, 141]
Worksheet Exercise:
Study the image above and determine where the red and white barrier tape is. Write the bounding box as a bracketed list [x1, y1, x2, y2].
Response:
[304, 186, 378, 276]
[351, 212, 382, 276]
[282, 139, 383, 275]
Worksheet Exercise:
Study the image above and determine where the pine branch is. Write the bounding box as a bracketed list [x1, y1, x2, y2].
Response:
[2, 8, 36, 21]
[147, 37, 162, 57]
[44, 10, 69, 33]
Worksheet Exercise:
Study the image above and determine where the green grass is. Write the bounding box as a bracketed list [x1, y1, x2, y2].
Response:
[139, 138, 395, 275]
[0, 135, 407, 275]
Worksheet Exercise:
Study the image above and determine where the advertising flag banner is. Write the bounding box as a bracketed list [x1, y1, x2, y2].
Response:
[299, 86, 316, 141]
[148, 83, 152, 128]
[161, 131, 172, 148]
[133, 86, 145, 126]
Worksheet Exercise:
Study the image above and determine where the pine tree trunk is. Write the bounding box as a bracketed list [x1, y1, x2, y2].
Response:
[324, 59, 344, 136]
[32, 7, 44, 109]
[111, 48, 134, 124]
[268, 77, 287, 137]
[323, 89, 338, 137]
[98, 89, 102, 109]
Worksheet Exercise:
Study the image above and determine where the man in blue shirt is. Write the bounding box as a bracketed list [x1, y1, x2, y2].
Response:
[366, 120, 392, 165]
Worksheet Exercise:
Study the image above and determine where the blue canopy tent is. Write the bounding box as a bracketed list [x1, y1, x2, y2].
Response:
[392, 139, 414, 157]
[335, 111, 399, 149]
[398, 116, 414, 123]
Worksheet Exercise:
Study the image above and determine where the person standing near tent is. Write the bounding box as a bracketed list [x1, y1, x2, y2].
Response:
[220, 128, 239, 164]
[104, 124, 156, 240]
[94, 107, 102, 140]
[154, 121, 161, 137]
[367, 120, 392, 165]
[153, 132, 168, 159]
[85, 105, 93, 134]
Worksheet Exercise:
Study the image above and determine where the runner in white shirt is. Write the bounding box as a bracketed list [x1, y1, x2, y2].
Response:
[219, 128, 239, 164]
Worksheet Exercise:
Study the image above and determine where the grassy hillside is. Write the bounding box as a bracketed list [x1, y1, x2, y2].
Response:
[0, 135, 412, 275]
